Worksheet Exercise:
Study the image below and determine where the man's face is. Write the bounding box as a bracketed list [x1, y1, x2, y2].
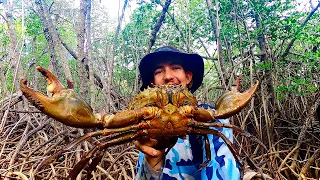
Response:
[152, 62, 192, 88]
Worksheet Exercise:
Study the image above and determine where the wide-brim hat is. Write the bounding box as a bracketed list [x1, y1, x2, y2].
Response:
[139, 46, 204, 93]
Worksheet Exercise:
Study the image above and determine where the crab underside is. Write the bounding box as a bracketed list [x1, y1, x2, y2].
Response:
[20, 66, 263, 180]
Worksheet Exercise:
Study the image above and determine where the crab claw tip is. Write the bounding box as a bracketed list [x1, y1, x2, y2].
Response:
[36, 66, 50, 79]
[35, 66, 66, 94]
[252, 80, 259, 91]
[20, 79, 29, 89]
[20, 79, 27, 85]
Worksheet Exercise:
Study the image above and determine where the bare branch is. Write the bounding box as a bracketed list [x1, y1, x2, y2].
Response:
[282, 1, 320, 58]
[146, 0, 172, 54]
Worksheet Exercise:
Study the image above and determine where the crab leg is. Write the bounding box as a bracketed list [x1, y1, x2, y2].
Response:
[199, 135, 211, 170]
[35, 123, 149, 173]
[193, 121, 267, 149]
[68, 130, 147, 180]
[83, 151, 105, 180]
[34, 130, 105, 174]
[191, 127, 243, 166]
[100, 106, 160, 128]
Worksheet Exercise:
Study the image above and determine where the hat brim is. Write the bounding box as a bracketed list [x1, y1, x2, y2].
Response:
[139, 51, 204, 93]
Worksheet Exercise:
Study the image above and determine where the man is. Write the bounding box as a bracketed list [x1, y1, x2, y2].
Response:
[135, 46, 240, 180]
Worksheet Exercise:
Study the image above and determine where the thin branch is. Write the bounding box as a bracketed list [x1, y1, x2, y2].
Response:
[282, 1, 320, 58]
[0, 12, 8, 23]
[107, 0, 129, 112]
[298, 149, 320, 180]
[146, 0, 172, 53]
[278, 88, 320, 171]
[60, 40, 78, 60]
[156, 0, 189, 51]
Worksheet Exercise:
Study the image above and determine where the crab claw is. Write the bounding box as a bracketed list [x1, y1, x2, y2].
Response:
[214, 79, 259, 119]
[20, 66, 102, 128]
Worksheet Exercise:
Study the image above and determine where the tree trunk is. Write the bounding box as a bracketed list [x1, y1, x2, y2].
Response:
[31, 36, 38, 91]
[0, 62, 8, 96]
[253, 7, 276, 151]
[77, 0, 88, 99]
[206, 0, 227, 88]
[2, 1, 24, 126]
[133, 28, 140, 94]
[254, 11, 275, 111]
[5, 11, 23, 91]
[41, 0, 73, 84]
[106, 0, 128, 112]
[86, 0, 95, 108]
[35, 0, 61, 78]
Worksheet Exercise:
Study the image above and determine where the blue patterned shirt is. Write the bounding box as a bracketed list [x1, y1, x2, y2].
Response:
[135, 104, 240, 180]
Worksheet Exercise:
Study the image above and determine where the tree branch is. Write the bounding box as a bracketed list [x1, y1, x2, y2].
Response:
[282, 1, 320, 58]
[156, 0, 190, 51]
[146, 0, 172, 53]
[60, 40, 78, 60]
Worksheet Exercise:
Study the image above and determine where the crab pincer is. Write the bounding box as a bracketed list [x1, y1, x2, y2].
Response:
[20, 66, 101, 128]
[214, 79, 259, 118]
[19, 66, 157, 129]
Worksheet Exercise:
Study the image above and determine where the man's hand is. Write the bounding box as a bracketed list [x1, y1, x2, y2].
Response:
[134, 137, 165, 171]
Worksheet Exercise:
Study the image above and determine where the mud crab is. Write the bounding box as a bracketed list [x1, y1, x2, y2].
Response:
[20, 66, 260, 179]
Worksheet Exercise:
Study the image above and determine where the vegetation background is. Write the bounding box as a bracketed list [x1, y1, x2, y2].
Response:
[0, 0, 319, 179]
